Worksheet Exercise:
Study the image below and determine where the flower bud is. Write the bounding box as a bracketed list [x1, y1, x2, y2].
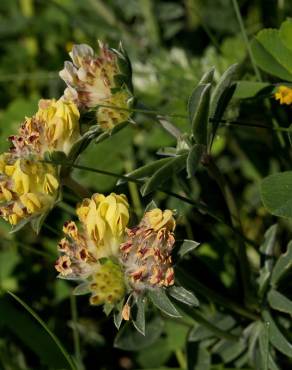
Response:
[59, 42, 133, 130]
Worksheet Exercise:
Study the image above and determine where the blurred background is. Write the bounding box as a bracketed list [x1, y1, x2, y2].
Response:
[0, 1, 292, 369]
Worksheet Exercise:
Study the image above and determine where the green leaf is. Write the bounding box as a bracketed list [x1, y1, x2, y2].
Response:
[133, 296, 146, 336]
[186, 144, 205, 178]
[258, 224, 278, 297]
[188, 83, 211, 145]
[178, 239, 200, 258]
[279, 19, 292, 52]
[113, 299, 124, 330]
[114, 316, 164, 351]
[261, 171, 292, 218]
[209, 64, 238, 144]
[251, 38, 292, 81]
[255, 29, 292, 75]
[258, 323, 280, 370]
[30, 210, 51, 235]
[271, 241, 292, 286]
[213, 338, 246, 363]
[168, 286, 199, 307]
[268, 289, 292, 315]
[95, 121, 129, 144]
[199, 67, 215, 85]
[187, 342, 211, 370]
[189, 314, 235, 342]
[73, 282, 91, 296]
[233, 81, 272, 99]
[5, 292, 76, 369]
[117, 157, 173, 185]
[142, 154, 187, 196]
[158, 117, 182, 139]
[262, 309, 292, 358]
[148, 289, 181, 318]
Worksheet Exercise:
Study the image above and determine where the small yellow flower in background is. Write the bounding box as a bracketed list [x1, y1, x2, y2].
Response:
[0, 155, 59, 225]
[10, 98, 80, 157]
[55, 193, 129, 306]
[275, 85, 292, 105]
[59, 42, 133, 130]
[120, 208, 176, 291]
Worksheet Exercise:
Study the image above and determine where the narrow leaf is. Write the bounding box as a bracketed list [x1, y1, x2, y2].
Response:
[158, 117, 182, 139]
[142, 154, 187, 196]
[117, 158, 173, 185]
[262, 309, 292, 358]
[7, 292, 76, 370]
[168, 286, 199, 307]
[148, 289, 181, 318]
[133, 296, 146, 335]
[178, 239, 200, 258]
[188, 83, 211, 145]
[114, 316, 164, 351]
[268, 289, 292, 315]
[186, 144, 205, 178]
[209, 64, 238, 143]
[271, 241, 292, 286]
[199, 67, 215, 84]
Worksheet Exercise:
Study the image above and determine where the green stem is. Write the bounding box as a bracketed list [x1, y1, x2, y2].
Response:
[70, 294, 83, 369]
[44, 159, 258, 248]
[124, 158, 143, 218]
[205, 156, 252, 307]
[140, 0, 161, 46]
[175, 349, 187, 369]
[8, 292, 77, 370]
[231, 0, 261, 81]
[92, 104, 188, 119]
[62, 176, 91, 199]
[231, 0, 285, 146]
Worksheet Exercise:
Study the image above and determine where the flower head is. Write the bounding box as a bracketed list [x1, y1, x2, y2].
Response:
[9, 98, 80, 157]
[59, 42, 133, 130]
[0, 154, 59, 225]
[275, 85, 292, 105]
[55, 193, 129, 305]
[120, 208, 176, 292]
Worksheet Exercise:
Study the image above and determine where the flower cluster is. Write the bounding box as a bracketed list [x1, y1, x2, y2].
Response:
[55, 193, 176, 320]
[55, 193, 130, 305]
[0, 41, 132, 229]
[120, 208, 175, 291]
[0, 98, 80, 227]
[275, 85, 292, 105]
[59, 42, 133, 130]
[0, 156, 59, 225]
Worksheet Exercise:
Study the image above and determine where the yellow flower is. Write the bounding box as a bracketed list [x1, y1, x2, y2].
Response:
[275, 86, 292, 105]
[120, 208, 176, 290]
[59, 42, 133, 130]
[9, 98, 80, 157]
[76, 193, 129, 258]
[0, 155, 59, 226]
[55, 193, 129, 307]
[36, 98, 80, 154]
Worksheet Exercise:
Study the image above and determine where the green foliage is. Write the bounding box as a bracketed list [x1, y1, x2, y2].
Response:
[1, 1, 292, 370]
